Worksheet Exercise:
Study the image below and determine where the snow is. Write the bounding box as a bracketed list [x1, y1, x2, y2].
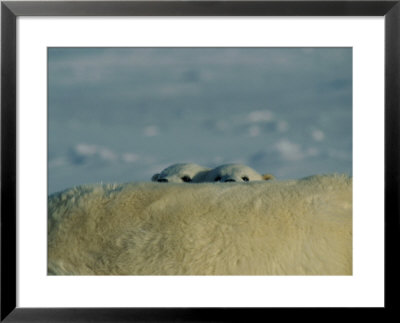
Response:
[48, 48, 352, 194]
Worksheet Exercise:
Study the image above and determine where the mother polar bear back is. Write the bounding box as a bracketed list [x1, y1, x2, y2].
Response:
[48, 174, 352, 275]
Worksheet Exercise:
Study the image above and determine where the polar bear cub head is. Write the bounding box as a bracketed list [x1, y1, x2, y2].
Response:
[151, 163, 211, 183]
[202, 164, 274, 183]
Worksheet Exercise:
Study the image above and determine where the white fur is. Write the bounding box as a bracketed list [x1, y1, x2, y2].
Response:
[201, 163, 273, 182]
[151, 163, 210, 183]
[48, 174, 352, 275]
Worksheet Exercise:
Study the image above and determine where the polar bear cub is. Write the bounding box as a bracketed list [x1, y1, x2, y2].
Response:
[151, 163, 211, 183]
[202, 164, 274, 183]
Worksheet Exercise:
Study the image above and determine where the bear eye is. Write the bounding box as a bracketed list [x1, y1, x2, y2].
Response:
[181, 176, 192, 182]
[242, 176, 249, 182]
[214, 176, 222, 182]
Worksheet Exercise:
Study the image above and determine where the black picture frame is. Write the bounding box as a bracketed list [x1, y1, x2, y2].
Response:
[1, 1, 399, 321]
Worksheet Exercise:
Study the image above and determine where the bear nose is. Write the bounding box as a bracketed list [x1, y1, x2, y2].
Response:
[224, 179, 236, 182]
[157, 178, 168, 183]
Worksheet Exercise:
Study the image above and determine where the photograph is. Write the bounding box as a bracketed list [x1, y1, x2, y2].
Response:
[2, 0, 398, 319]
[47, 47, 353, 275]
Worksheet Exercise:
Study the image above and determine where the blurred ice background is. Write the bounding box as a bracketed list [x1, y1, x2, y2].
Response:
[48, 47, 352, 194]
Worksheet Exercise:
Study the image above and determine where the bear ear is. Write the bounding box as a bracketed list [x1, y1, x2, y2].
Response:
[262, 173, 274, 181]
[151, 173, 160, 182]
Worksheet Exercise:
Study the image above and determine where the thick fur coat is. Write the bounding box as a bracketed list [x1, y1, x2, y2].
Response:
[48, 174, 352, 275]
